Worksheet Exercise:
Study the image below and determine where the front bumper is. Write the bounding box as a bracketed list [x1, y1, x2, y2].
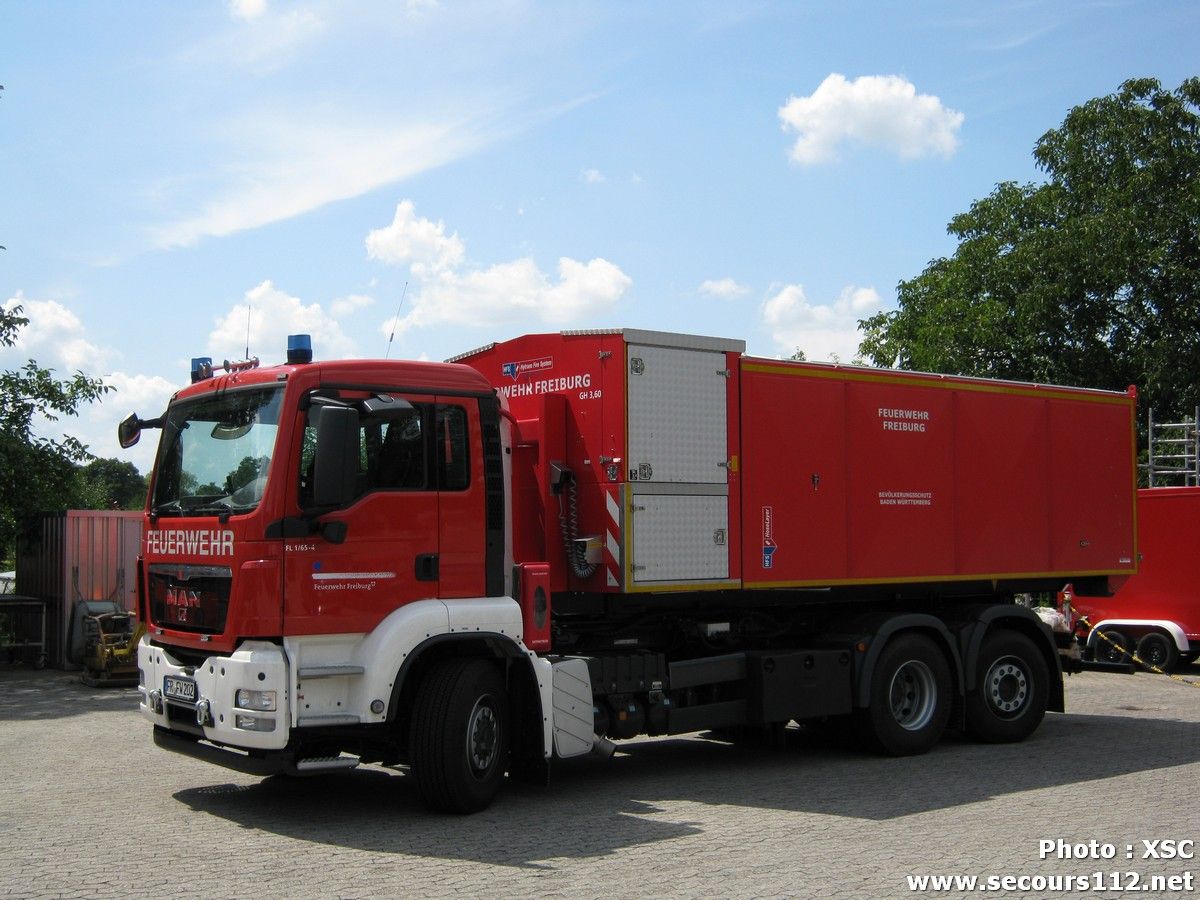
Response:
[138, 636, 290, 751]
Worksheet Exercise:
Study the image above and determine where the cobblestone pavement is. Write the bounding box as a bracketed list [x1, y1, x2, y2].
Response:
[1, 665, 1198, 899]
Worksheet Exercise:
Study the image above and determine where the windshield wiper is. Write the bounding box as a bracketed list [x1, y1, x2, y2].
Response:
[150, 499, 182, 519]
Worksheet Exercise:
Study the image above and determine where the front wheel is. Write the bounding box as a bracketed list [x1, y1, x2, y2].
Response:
[409, 658, 509, 814]
[964, 630, 1049, 743]
[855, 633, 952, 756]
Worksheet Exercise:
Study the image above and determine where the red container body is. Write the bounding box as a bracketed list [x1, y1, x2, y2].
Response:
[457, 330, 1138, 596]
[739, 359, 1137, 588]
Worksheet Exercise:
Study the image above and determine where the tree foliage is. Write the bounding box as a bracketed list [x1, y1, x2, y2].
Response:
[0, 304, 113, 558]
[74, 457, 148, 510]
[859, 77, 1200, 418]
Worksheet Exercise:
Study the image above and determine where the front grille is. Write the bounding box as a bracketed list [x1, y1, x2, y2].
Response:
[148, 564, 232, 634]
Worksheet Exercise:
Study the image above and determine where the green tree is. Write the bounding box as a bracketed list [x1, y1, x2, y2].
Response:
[75, 457, 148, 510]
[0, 305, 112, 559]
[859, 77, 1200, 419]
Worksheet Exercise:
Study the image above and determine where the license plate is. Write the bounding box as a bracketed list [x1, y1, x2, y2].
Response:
[163, 675, 197, 704]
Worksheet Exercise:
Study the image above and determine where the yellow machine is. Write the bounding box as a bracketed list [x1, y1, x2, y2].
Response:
[78, 605, 144, 686]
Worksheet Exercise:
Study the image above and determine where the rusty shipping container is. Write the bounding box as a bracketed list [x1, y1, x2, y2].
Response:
[16, 511, 142, 668]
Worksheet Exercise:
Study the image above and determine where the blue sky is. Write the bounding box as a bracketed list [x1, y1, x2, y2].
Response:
[2, 0, 1198, 472]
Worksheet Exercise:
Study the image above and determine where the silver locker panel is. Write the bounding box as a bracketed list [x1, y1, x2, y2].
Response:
[631, 494, 729, 584]
[626, 344, 728, 485]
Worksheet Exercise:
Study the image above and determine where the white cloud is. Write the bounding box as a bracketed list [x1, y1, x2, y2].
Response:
[2, 294, 109, 371]
[699, 278, 750, 299]
[366, 201, 631, 335]
[582, 168, 605, 184]
[228, 0, 268, 21]
[762, 284, 884, 362]
[208, 280, 358, 363]
[366, 201, 465, 276]
[151, 117, 490, 249]
[779, 74, 964, 165]
[331, 293, 375, 318]
[200, 3, 323, 73]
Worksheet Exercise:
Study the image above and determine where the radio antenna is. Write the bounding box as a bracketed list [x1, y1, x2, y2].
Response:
[384, 281, 408, 360]
[244, 298, 252, 360]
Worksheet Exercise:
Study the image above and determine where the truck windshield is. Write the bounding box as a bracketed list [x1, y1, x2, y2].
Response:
[151, 386, 284, 517]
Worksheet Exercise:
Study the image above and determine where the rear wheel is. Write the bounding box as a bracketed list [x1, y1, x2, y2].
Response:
[409, 658, 509, 814]
[964, 630, 1049, 743]
[1136, 632, 1178, 673]
[855, 634, 951, 756]
[1093, 629, 1131, 664]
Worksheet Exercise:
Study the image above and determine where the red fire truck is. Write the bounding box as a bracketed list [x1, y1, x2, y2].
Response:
[121, 329, 1138, 812]
[1067, 486, 1200, 671]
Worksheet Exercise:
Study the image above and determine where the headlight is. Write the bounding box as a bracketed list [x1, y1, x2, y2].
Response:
[235, 689, 276, 711]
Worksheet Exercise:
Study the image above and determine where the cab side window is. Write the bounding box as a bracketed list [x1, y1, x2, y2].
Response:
[374, 409, 427, 489]
[299, 399, 471, 507]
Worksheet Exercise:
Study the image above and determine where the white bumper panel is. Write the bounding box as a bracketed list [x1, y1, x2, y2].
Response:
[138, 636, 290, 750]
[284, 597, 532, 730]
[141, 597, 555, 758]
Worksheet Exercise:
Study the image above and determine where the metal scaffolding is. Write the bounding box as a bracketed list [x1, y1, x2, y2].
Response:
[1143, 407, 1200, 486]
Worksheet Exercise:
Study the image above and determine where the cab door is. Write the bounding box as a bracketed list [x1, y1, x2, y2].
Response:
[282, 394, 439, 637]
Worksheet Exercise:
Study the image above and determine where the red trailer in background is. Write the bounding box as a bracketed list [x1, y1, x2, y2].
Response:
[1067, 486, 1200, 671]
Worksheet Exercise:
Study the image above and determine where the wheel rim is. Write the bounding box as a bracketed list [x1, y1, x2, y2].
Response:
[1142, 638, 1167, 667]
[1099, 633, 1127, 663]
[984, 655, 1029, 718]
[888, 660, 937, 731]
[466, 695, 500, 778]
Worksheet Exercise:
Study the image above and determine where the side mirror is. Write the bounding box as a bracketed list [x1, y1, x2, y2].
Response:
[118, 413, 163, 449]
[312, 405, 360, 508]
[118, 413, 142, 449]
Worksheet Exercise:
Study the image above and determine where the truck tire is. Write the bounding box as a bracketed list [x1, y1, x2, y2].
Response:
[1093, 629, 1131, 664]
[855, 633, 951, 756]
[1136, 632, 1178, 673]
[964, 630, 1048, 743]
[409, 658, 509, 814]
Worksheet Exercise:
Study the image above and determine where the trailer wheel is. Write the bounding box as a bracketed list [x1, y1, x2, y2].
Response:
[964, 630, 1048, 743]
[856, 634, 951, 756]
[409, 658, 509, 814]
[1093, 629, 1131, 665]
[1136, 632, 1178, 673]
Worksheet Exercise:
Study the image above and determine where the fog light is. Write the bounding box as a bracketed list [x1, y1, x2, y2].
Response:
[235, 714, 276, 732]
[235, 689, 276, 711]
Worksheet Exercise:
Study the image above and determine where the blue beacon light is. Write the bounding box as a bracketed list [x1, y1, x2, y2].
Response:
[190, 357, 213, 383]
[287, 334, 313, 364]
